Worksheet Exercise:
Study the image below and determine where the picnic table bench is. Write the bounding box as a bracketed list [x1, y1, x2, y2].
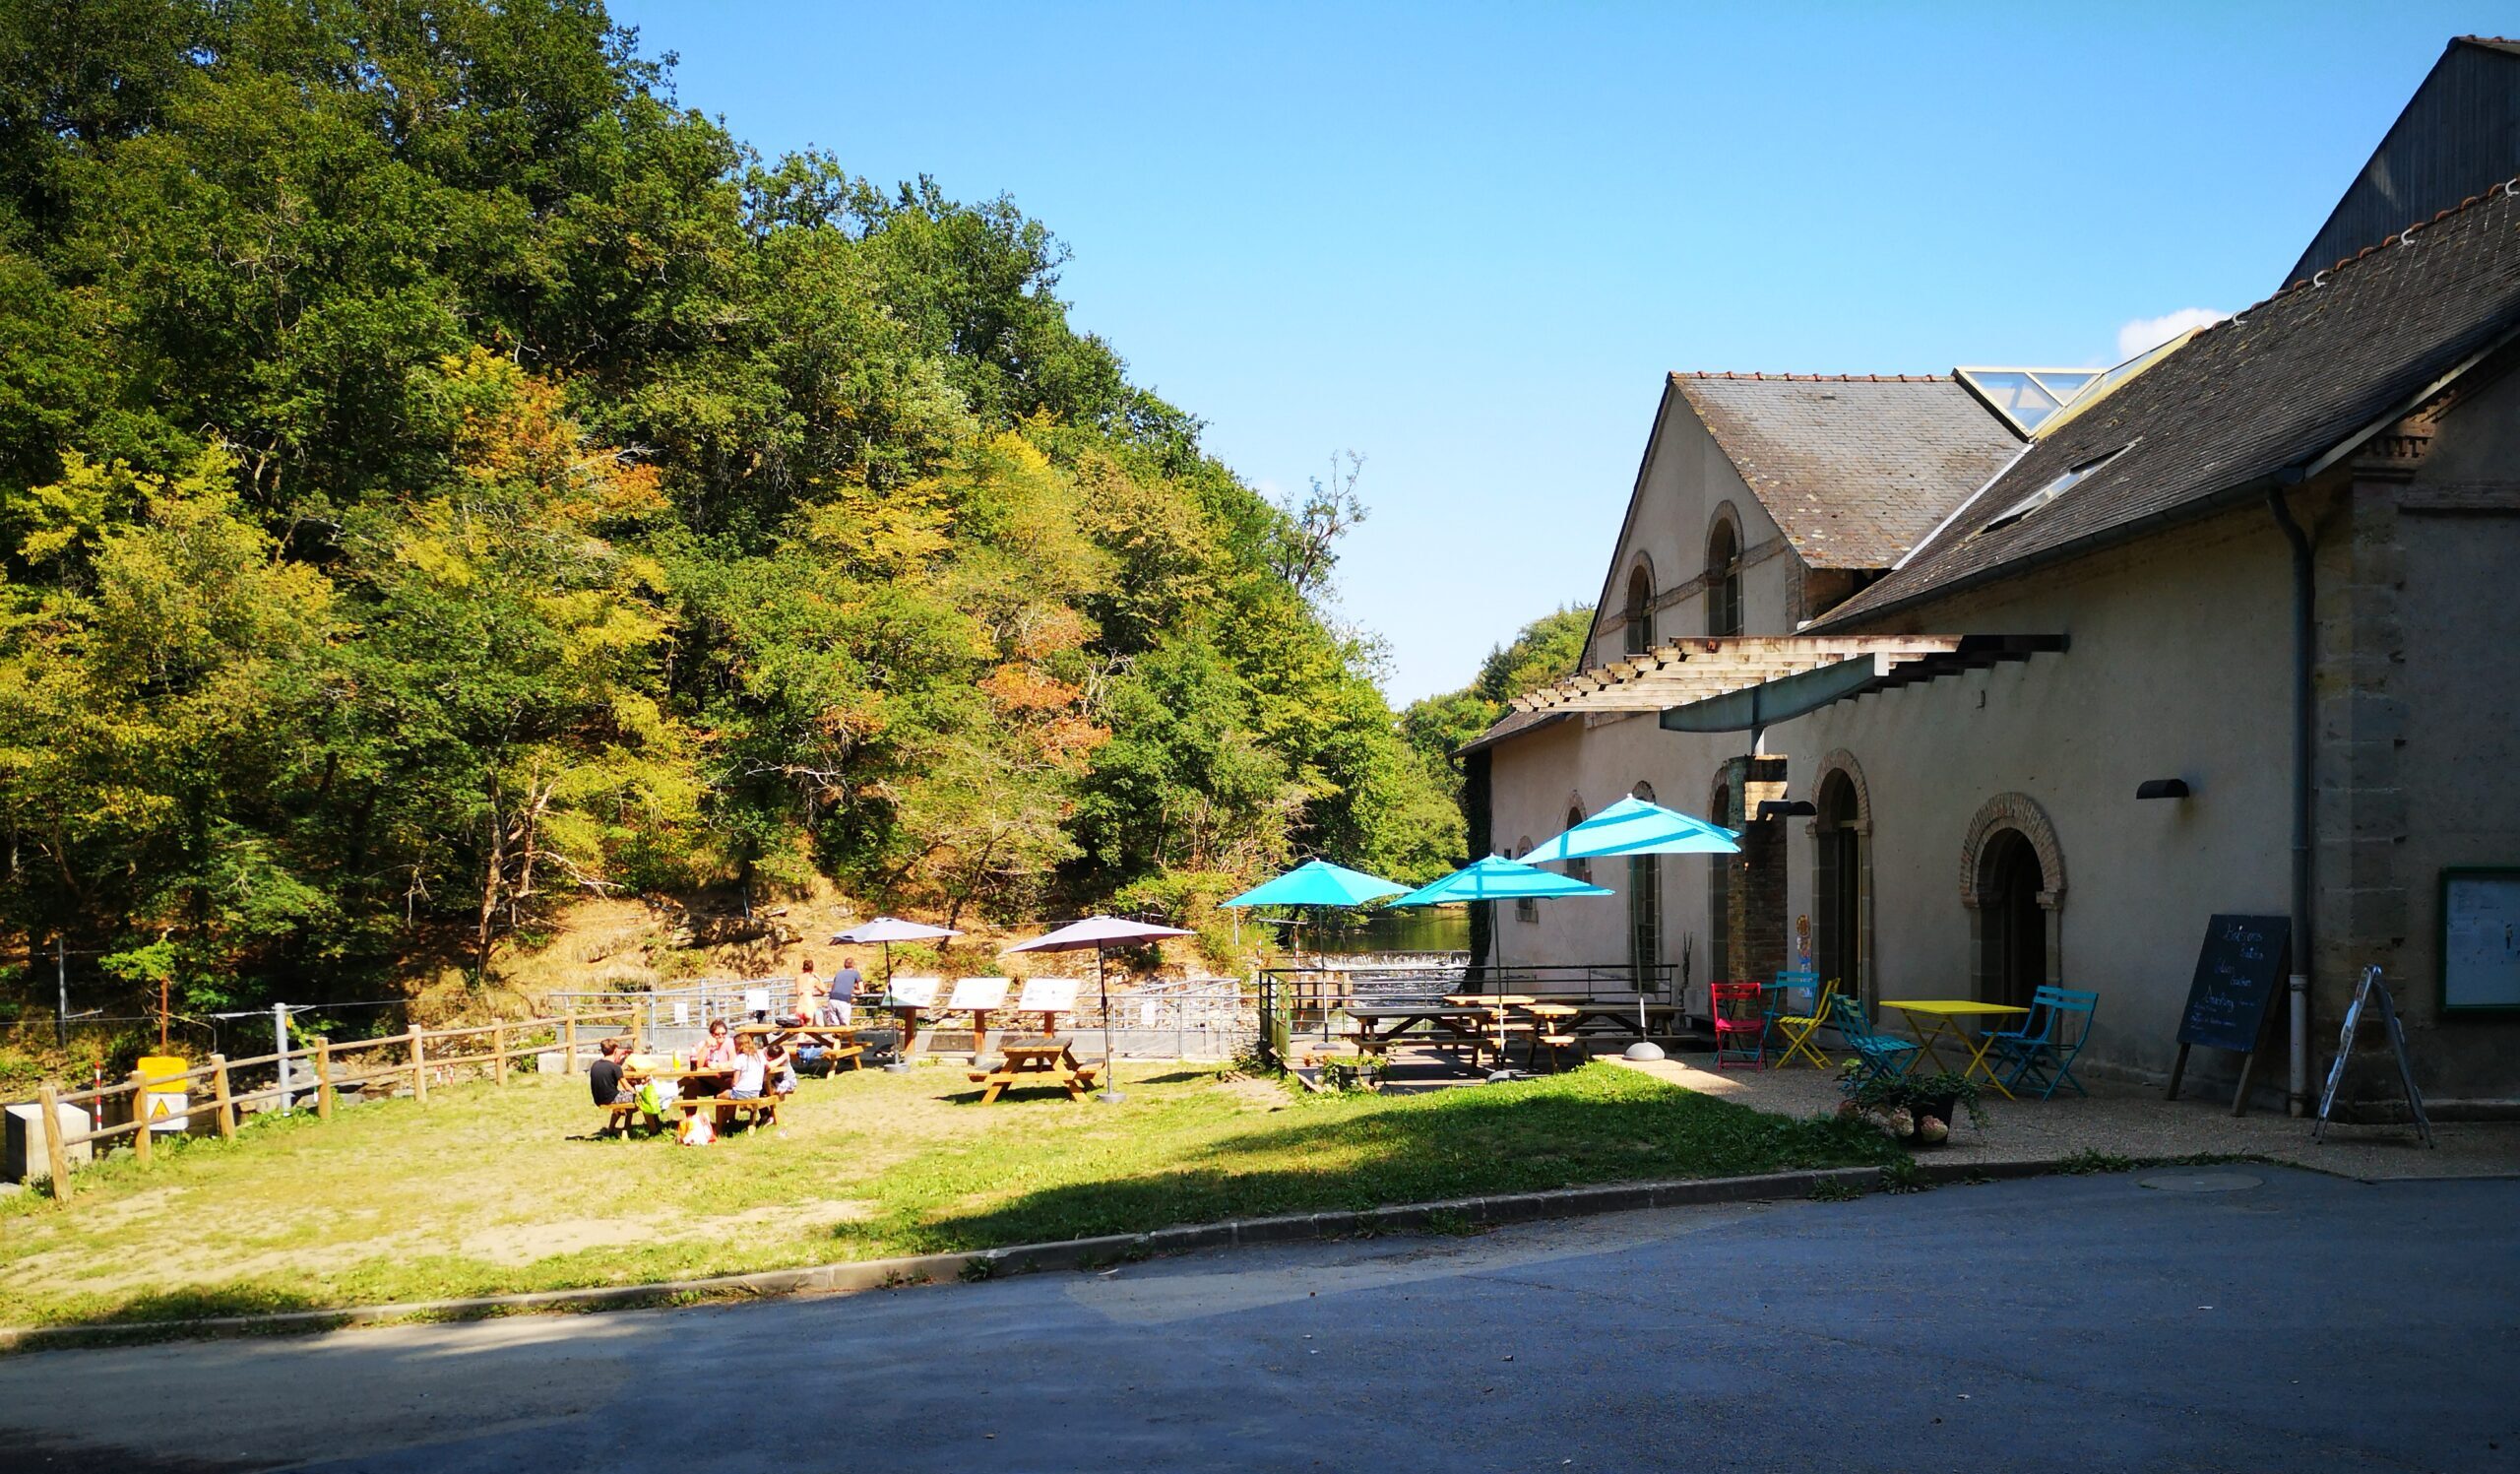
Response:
[669, 1093, 779, 1128]
[967, 1039, 1102, 1103]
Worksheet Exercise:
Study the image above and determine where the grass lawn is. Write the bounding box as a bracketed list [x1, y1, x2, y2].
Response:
[0, 1059, 1895, 1328]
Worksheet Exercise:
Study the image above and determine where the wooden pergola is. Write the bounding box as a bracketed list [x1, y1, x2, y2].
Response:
[1509, 634, 2066, 731]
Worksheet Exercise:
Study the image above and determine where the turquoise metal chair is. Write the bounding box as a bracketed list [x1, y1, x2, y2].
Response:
[1827, 993, 1918, 1084]
[1761, 969, 1819, 1056]
[1988, 986, 2097, 1099]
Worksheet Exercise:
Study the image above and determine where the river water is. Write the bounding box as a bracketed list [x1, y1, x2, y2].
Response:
[1263, 909, 1470, 957]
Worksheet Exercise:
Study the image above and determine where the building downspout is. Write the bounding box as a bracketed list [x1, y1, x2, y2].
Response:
[2269, 485, 2314, 1116]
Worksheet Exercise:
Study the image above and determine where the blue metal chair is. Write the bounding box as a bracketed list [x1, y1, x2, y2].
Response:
[1761, 969, 1819, 1055]
[1828, 993, 1918, 1084]
[1987, 986, 2098, 1099]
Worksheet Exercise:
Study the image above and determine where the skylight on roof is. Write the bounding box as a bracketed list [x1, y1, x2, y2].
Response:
[1954, 367, 2104, 434]
[1975, 444, 2133, 536]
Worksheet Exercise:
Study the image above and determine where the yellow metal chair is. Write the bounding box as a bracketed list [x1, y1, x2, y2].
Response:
[1771, 978, 1841, 1069]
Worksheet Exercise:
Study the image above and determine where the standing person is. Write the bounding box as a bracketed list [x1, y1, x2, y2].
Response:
[791, 957, 823, 1025]
[824, 956, 862, 1025]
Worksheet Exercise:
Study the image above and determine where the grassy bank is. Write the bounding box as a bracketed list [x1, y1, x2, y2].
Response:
[1, 1061, 1895, 1328]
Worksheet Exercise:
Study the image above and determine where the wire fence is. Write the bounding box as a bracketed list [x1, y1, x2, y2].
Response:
[547, 975, 1259, 1061]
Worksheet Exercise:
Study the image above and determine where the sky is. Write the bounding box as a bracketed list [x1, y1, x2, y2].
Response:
[610, 1, 2515, 702]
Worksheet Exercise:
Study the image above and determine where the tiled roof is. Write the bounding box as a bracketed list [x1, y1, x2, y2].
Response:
[1670, 374, 2024, 569]
[1817, 181, 2520, 629]
[1453, 706, 1565, 757]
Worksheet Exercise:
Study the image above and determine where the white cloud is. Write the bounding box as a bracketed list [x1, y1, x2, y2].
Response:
[2115, 307, 2229, 361]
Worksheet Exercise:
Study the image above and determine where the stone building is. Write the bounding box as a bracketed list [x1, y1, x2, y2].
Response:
[1464, 177, 2520, 1109]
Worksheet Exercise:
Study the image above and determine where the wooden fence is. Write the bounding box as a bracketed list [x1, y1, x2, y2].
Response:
[25, 1007, 636, 1201]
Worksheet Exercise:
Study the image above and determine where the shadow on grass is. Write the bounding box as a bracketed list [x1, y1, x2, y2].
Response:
[835, 1067, 1897, 1256]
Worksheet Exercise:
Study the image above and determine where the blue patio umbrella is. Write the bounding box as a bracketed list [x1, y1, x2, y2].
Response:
[1390, 856, 1613, 986]
[1221, 859, 1408, 909]
[1520, 795, 1739, 864]
[1222, 858, 1407, 964]
[1520, 796, 1739, 1059]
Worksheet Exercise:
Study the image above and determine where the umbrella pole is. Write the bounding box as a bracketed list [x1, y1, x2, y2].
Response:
[1096, 948, 1123, 1104]
[882, 940, 912, 1073]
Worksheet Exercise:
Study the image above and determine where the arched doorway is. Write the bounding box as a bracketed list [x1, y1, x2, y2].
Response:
[1628, 782, 1663, 990]
[1979, 830, 2046, 1007]
[1813, 767, 1865, 1002]
[1960, 793, 2065, 1008]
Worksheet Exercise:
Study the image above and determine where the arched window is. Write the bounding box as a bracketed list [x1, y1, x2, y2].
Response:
[1627, 783, 1663, 991]
[1706, 520, 1742, 636]
[1514, 837, 1538, 923]
[1564, 806, 1590, 885]
[1622, 566, 1656, 655]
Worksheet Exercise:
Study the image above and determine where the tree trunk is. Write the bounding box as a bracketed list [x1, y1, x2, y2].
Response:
[474, 797, 506, 984]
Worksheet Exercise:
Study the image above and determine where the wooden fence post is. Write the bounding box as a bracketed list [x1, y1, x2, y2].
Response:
[211, 1054, 236, 1140]
[492, 1023, 509, 1085]
[36, 1083, 71, 1199]
[314, 1036, 334, 1121]
[629, 1008, 644, 1057]
[564, 1012, 580, 1074]
[128, 1069, 152, 1166]
[410, 1025, 428, 1104]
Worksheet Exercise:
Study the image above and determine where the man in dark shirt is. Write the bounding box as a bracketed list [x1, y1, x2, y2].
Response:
[588, 1038, 630, 1106]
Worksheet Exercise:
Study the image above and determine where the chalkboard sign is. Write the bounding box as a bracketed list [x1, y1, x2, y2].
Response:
[2176, 914, 2291, 1053]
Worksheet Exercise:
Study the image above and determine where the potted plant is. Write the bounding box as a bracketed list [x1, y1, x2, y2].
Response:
[1836, 1065, 1987, 1145]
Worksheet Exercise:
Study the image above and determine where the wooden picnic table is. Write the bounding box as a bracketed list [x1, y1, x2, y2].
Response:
[968, 1038, 1102, 1104]
[1341, 1003, 1504, 1061]
[1878, 999, 2031, 1099]
[1525, 1003, 1581, 1070]
[734, 1022, 867, 1069]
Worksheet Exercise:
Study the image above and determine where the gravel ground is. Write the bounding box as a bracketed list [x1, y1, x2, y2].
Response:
[1605, 1054, 2520, 1180]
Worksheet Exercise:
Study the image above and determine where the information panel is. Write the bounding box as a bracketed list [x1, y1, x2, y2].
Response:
[2441, 868, 2520, 1012]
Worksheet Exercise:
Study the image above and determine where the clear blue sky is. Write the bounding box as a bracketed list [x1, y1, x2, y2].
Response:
[610, 2, 2512, 701]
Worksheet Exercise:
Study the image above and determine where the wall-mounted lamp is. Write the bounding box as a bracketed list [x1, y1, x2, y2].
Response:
[1756, 800, 1818, 822]
[2135, 779, 2191, 801]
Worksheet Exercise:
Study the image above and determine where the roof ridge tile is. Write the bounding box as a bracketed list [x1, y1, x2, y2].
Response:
[1670, 370, 1949, 383]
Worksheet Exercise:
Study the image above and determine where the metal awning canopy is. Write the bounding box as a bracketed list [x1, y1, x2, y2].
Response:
[1507, 634, 2065, 734]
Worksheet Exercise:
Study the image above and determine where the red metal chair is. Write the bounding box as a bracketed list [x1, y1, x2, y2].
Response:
[1710, 981, 1768, 1070]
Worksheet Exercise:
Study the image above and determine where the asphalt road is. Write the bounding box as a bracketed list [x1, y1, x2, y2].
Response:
[3, 1167, 2514, 1474]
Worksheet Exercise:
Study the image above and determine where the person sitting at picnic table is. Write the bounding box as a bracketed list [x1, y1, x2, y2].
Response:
[588, 1037, 632, 1107]
[727, 1035, 768, 1101]
[766, 1037, 798, 1097]
[695, 1017, 736, 1070]
[824, 956, 862, 1025]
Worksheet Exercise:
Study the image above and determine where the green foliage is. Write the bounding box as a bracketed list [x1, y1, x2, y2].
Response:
[1400, 604, 1595, 793]
[0, 0, 1455, 1015]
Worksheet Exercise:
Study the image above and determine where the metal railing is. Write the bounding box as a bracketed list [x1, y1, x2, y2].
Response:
[1256, 961, 1681, 1065]
[548, 977, 1258, 1062]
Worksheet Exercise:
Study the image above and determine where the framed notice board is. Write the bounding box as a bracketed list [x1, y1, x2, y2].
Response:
[2440, 867, 2520, 1013]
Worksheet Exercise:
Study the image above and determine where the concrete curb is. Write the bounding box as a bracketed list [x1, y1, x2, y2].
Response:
[0, 1157, 2066, 1351]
